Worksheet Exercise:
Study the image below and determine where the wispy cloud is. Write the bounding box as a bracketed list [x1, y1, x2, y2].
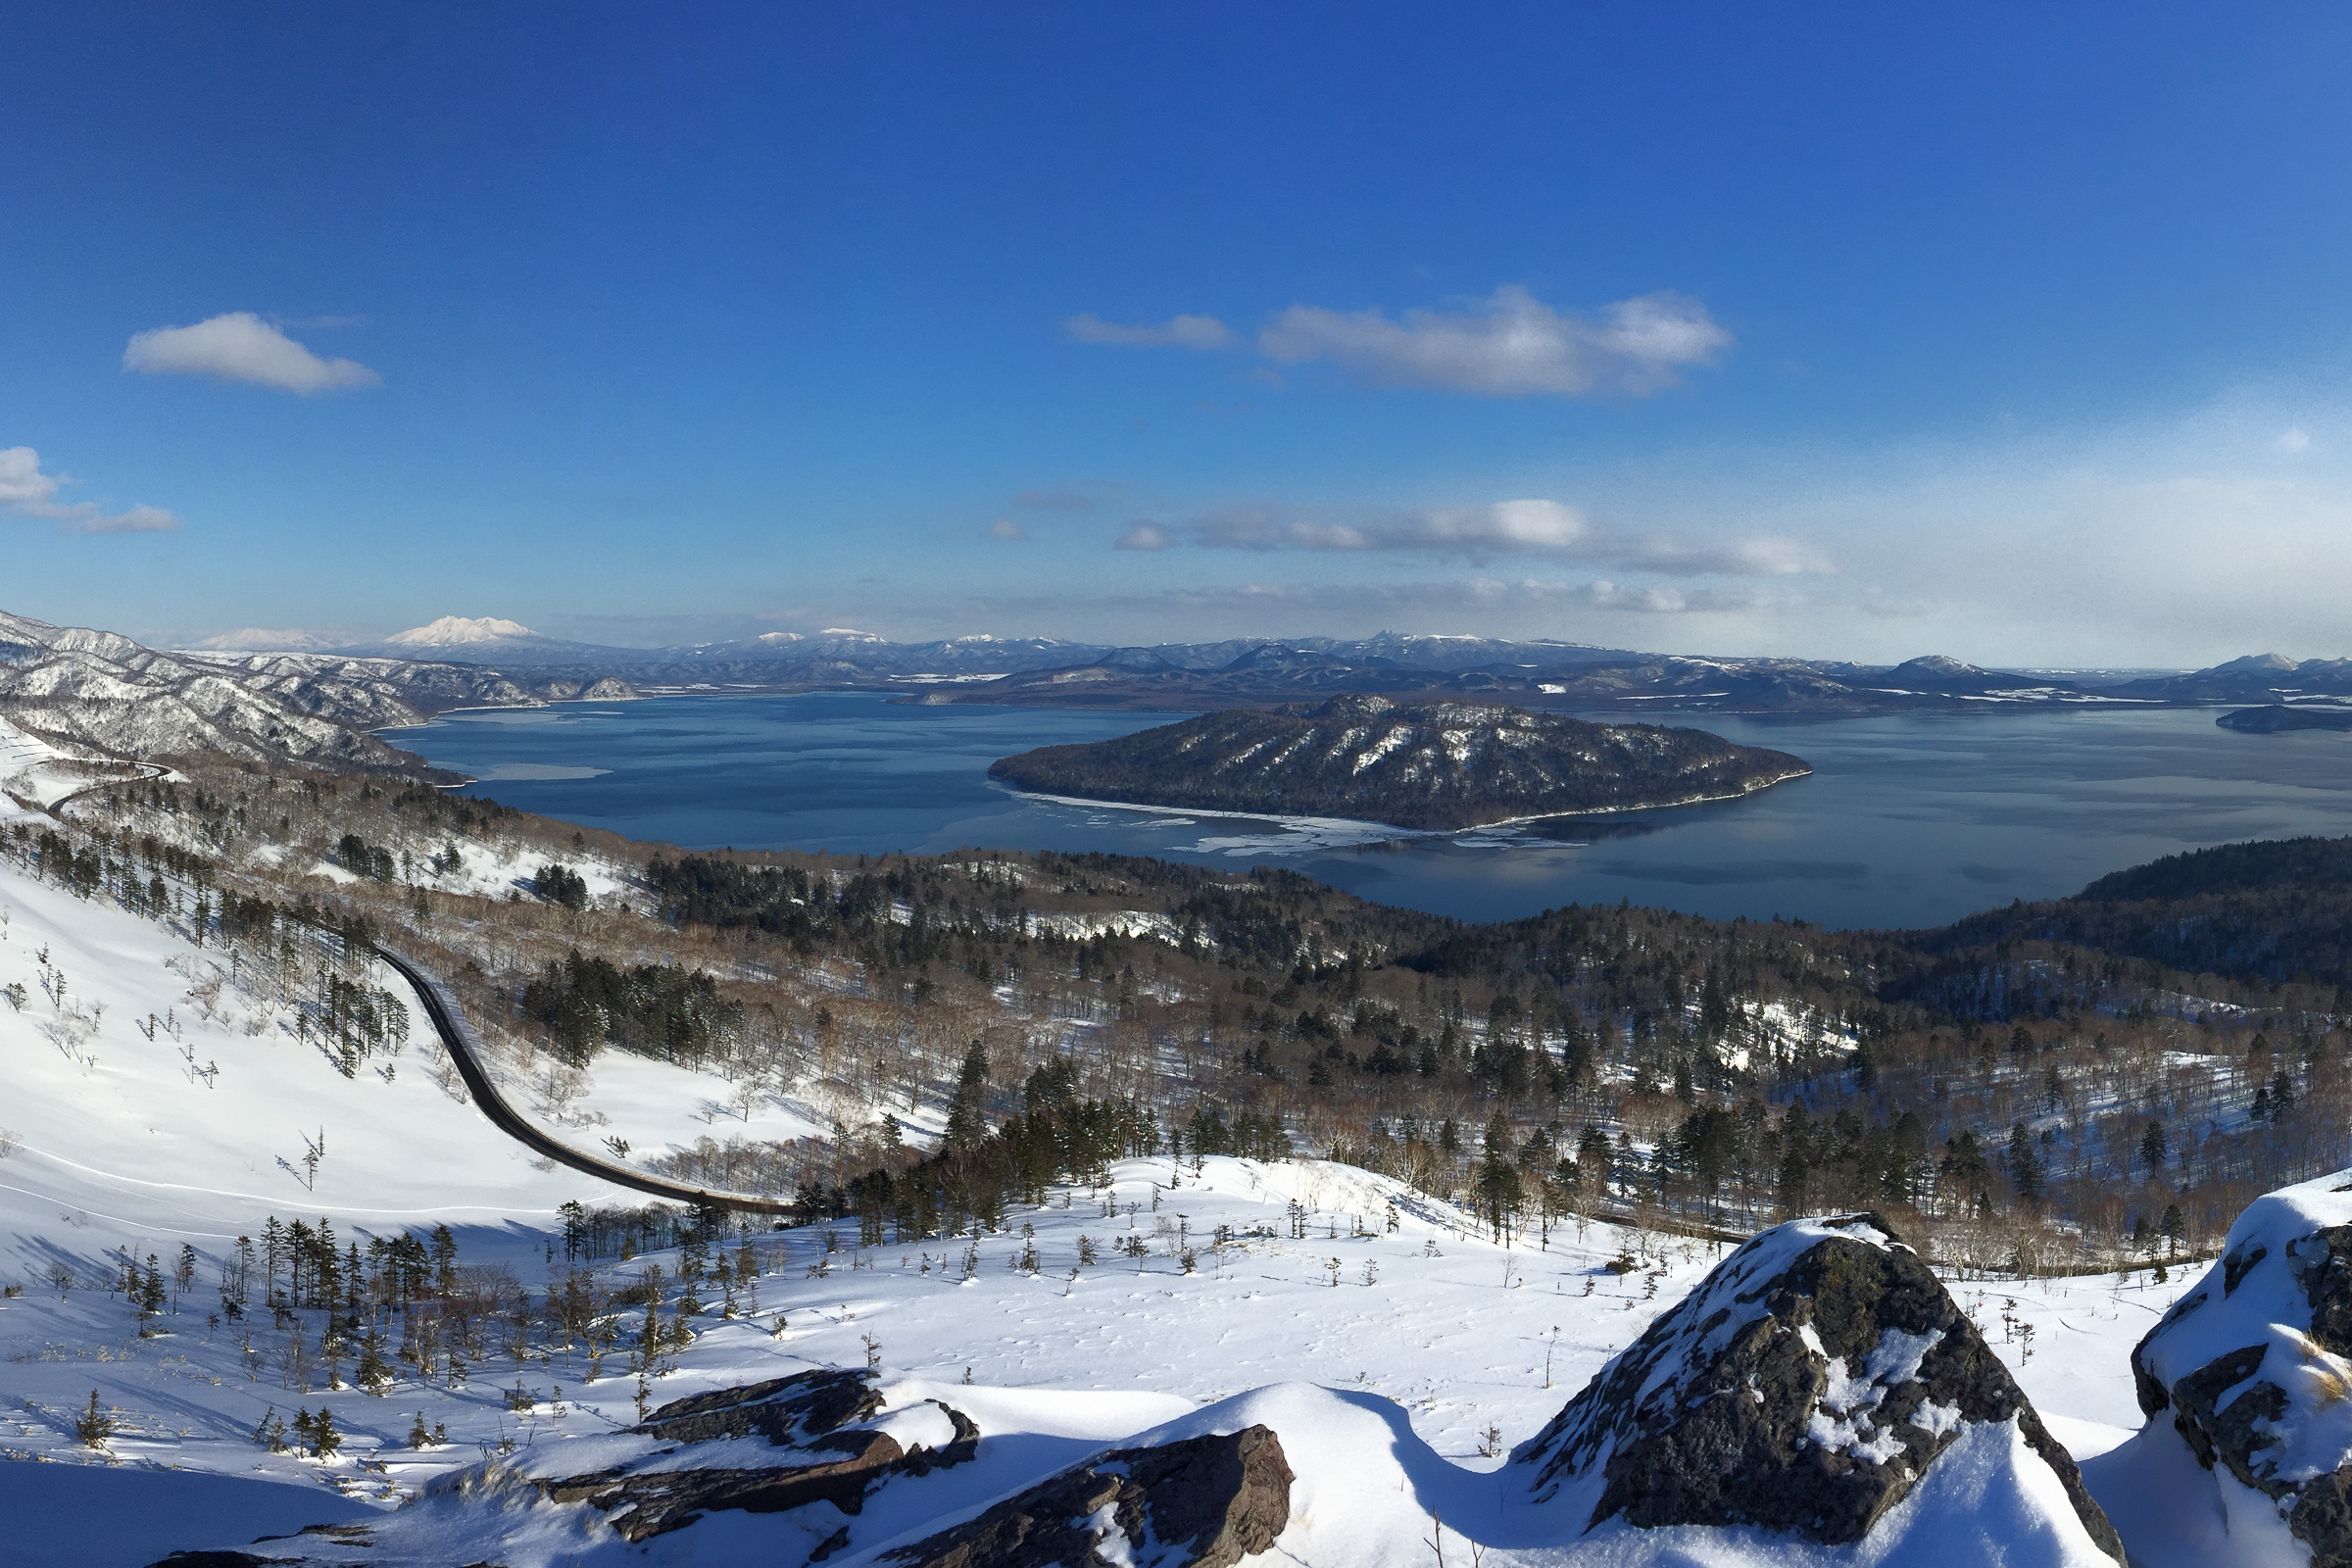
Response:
[66, 504, 178, 535]
[1119, 496, 1822, 573]
[1115, 521, 1170, 551]
[1258, 286, 1732, 398]
[123, 312, 380, 394]
[987, 518, 1032, 542]
[0, 446, 178, 534]
[1062, 313, 1235, 350]
[1193, 498, 1590, 555]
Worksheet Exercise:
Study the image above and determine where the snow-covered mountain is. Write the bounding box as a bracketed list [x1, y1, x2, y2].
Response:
[385, 614, 538, 648]
[2118, 651, 2352, 704]
[327, 615, 633, 664]
[193, 626, 341, 653]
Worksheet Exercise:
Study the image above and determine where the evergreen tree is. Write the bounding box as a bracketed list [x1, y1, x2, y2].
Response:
[943, 1041, 992, 1152]
[1472, 1109, 1523, 1243]
[2269, 1070, 2298, 1119]
[2138, 1121, 2168, 1180]
[2007, 1123, 2043, 1203]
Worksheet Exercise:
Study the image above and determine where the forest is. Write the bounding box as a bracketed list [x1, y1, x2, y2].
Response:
[23, 760, 2352, 1283]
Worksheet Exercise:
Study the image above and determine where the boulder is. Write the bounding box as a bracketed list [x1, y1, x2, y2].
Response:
[2132, 1178, 2352, 1563]
[883, 1424, 1292, 1568]
[533, 1368, 978, 1544]
[1517, 1212, 2121, 1558]
[632, 1365, 885, 1446]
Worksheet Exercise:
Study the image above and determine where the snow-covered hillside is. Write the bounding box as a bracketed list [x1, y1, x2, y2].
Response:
[0, 839, 2282, 1568]
[0, 606, 629, 780]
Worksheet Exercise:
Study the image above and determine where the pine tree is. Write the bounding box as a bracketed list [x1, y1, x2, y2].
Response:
[74, 1390, 112, 1448]
[1472, 1109, 1523, 1243]
[2270, 1070, 2298, 1120]
[356, 1332, 392, 1395]
[2138, 1121, 2168, 1180]
[2008, 1123, 2044, 1203]
[943, 1040, 992, 1152]
[311, 1406, 341, 1460]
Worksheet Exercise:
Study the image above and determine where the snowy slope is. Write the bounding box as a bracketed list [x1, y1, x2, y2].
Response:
[0, 846, 2211, 1568]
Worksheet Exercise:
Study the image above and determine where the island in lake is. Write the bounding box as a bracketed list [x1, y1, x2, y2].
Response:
[2218, 704, 2352, 733]
[987, 694, 1811, 831]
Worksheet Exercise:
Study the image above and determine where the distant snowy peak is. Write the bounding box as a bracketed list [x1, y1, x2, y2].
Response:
[386, 615, 539, 647]
[193, 626, 336, 652]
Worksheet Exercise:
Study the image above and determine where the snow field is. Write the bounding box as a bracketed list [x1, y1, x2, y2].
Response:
[0, 846, 2218, 1566]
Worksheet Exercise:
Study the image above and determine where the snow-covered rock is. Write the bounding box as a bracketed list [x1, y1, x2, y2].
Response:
[2130, 1172, 2352, 1565]
[883, 1421, 1290, 1568]
[1513, 1212, 2122, 1560]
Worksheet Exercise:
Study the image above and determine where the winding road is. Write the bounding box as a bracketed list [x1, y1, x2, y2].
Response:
[373, 946, 796, 1217]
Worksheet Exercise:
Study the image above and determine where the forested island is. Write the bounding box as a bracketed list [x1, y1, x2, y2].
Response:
[987, 694, 1810, 830]
[2218, 704, 2352, 733]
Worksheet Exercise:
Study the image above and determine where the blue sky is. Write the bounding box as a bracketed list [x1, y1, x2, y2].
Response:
[6, 4, 2352, 663]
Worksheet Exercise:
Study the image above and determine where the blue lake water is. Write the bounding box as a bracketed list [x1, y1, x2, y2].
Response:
[399, 693, 2352, 931]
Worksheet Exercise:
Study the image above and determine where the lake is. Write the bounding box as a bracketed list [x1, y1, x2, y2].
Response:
[398, 693, 2352, 931]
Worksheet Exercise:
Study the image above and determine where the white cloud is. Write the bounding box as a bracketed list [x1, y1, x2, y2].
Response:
[0, 446, 178, 534]
[1114, 521, 1170, 551]
[1258, 285, 1731, 397]
[2278, 426, 2313, 453]
[0, 447, 63, 509]
[123, 312, 380, 394]
[1063, 313, 1236, 350]
[987, 518, 1031, 542]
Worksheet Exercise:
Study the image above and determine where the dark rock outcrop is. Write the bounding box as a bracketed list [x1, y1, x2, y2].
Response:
[884, 1425, 1292, 1568]
[633, 1366, 885, 1446]
[1517, 1212, 2120, 1557]
[2132, 1191, 2352, 1565]
[532, 1368, 978, 1544]
[551, 1428, 907, 1543]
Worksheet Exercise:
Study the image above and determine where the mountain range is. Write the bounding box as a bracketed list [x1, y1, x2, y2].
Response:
[240, 616, 2352, 715]
[10, 600, 2348, 784]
